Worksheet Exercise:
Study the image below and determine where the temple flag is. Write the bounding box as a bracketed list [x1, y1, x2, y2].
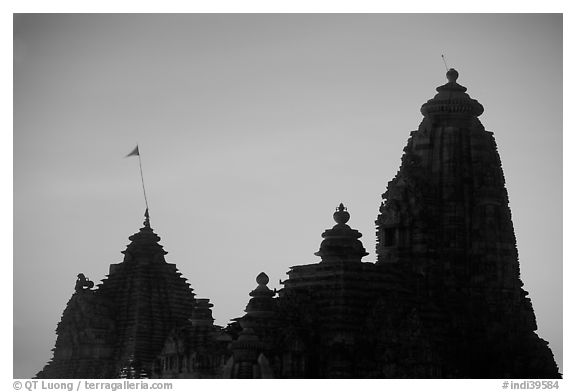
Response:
[126, 145, 140, 158]
[125, 144, 149, 211]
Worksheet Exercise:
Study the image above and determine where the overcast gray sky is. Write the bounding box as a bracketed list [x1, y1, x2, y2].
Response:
[13, 13, 562, 378]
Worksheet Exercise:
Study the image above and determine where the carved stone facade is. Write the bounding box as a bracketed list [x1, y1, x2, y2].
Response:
[374, 69, 558, 377]
[37, 70, 560, 379]
[37, 213, 197, 378]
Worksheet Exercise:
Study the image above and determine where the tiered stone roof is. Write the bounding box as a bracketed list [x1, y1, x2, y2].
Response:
[153, 298, 231, 378]
[35, 286, 116, 378]
[224, 273, 276, 378]
[277, 205, 411, 377]
[37, 211, 197, 378]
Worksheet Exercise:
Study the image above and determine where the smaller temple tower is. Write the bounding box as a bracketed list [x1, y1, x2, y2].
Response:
[277, 204, 390, 377]
[223, 272, 276, 378]
[37, 211, 202, 378]
[153, 298, 231, 378]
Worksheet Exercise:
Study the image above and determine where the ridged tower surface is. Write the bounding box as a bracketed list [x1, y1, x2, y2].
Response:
[36, 212, 196, 378]
[375, 69, 560, 378]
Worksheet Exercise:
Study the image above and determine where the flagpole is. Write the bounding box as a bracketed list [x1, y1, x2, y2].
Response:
[126, 144, 149, 213]
[137, 152, 149, 211]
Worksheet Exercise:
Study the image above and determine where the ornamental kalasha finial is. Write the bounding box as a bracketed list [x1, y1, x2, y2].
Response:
[256, 272, 269, 286]
[333, 203, 350, 224]
[446, 68, 459, 83]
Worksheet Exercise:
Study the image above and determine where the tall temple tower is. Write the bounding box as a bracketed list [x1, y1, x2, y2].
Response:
[36, 211, 199, 378]
[375, 69, 559, 377]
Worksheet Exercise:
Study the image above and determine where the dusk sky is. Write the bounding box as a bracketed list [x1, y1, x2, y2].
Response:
[13, 13, 562, 378]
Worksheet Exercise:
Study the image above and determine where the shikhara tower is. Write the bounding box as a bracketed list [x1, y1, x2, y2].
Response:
[36, 69, 560, 379]
[36, 212, 198, 378]
[375, 69, 559, 377]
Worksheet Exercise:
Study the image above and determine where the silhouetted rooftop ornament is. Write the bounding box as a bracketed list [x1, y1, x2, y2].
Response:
[333, 203, 350, 224]
[144, 208, 150, 228]
[245, 272, 275, 315]
[74, 273, 94, 292]
[446, 68, 458, 83]
[420, 68, 484, 118]
[315, 204, 368, 262]
[256, 272, 269, 286]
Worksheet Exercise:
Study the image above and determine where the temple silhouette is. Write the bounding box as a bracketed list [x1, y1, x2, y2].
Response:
[36, 69, 560, 379]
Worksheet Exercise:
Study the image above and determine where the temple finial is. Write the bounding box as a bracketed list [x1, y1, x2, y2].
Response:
[446, 68, 459, 83]
[316, 203, 368, 262]
[144, 208, 150, 228]
[333, 203, 350, 224]
[256, 272, 269, 286]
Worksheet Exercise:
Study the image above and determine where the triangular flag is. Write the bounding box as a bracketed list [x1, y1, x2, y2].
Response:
[126, 145, 139, 158]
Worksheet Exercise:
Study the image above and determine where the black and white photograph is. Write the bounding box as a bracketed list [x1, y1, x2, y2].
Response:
[11, 8, 565, 388]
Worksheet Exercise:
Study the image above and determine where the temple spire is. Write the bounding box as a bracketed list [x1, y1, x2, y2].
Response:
[144, 208, 150, 228]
